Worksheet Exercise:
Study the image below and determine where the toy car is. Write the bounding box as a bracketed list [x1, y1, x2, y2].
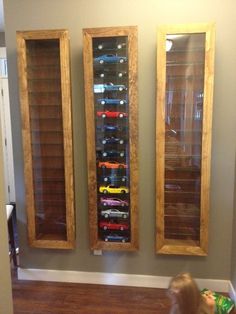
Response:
[95, 69, 127, 78]
[94, 83, 126, 93]
[102, 150, 125, 157]
[97, 98, 127, 105]
[104, 83, 126, 92]
[100, 197, 129, 207]
[97, 124, 124, 132]
[97, 111, 128, 119]
[98, 161, 127, 169]
[100, 208, 129, 219]
[96, 42, 126, 50]
[96, 149, 125, 159]
[101, 136, 124, 145]
[100, 175, 128, 184]
[94, 54, 127, 64]
[99, 221, 129, 231]
[103, 234, 129, 243]
[99, 184, 129, 194]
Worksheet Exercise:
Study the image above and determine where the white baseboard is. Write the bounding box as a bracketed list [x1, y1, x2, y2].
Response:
[229, 281, 236, 303]
[17, 268, 231, 293]
[197, 278, 233, 294]
[18, 268, 171, 288]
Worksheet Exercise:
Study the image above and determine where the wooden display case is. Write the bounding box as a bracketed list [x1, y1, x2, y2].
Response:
[17, 29, 75, 249]
[83, 26, 138, 251]
[156, 24, 215, 255]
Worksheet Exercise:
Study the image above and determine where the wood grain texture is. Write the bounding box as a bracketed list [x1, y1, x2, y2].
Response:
[83, 26, 138, 251]
[11, 267, 236, 314]
[16, 29, 68, 40]
[83, 26, 137, 38]
[16, 29, 75, 249]
[200, 23, 215, 254]
[156, 23, 215, 256]
[83, 29, 98, 250]
[156, 27, 166, 253]
[16, 32, 36, 247]
[11, 270, 171, 314]
[128, 26, 139, 251]
[59, 30, 75, 249]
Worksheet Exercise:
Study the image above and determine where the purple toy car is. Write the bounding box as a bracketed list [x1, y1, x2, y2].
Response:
[100, 197, 129, 207]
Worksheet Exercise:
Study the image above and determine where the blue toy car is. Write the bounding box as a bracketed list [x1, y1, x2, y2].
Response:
[104, 234, 129, 243]
[94, 83, 126, 93]
[97, 124, 121, 132]
[94, 54, 127, 64]
[97, 98, 127, 105]
[104, 83, 126, 92]
[100, 174, 128, 184]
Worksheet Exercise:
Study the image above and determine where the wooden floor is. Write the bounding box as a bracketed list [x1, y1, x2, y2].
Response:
[12, 268, 236, 314]
[12, 269, 171, 314]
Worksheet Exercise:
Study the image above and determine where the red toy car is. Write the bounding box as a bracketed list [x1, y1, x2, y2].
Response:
[97, 111, 128, 118]
[99, 221, 129, 231]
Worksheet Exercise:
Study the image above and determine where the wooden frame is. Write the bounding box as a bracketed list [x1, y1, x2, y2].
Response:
[83, 26, 138, 251]
[17, 29, 75, 249]
[156, 24, 215, 255]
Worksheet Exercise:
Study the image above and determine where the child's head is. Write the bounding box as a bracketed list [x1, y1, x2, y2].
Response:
[168, 272, 201, 314]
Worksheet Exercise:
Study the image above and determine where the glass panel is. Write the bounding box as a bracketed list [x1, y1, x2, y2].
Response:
[92, 36, 130, 244]
[164, 33, 205, 242]
[26, 39, 67, 240]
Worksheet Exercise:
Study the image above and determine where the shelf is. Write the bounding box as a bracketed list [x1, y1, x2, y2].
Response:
[156, 23, 215, 256]
[30, 117, 62, 122]
[31, 130, 63, 133]
[165, 191, 200, 194]
[28, 91, 61, 94]
[167, 48, 205, 53]
[165, 129, 202, 134]
[30, 104, 61, 108]
[84, 26, 138, 251]
[28, 78, 61, 82]
[165, 154, 201, 158]
[17, 29, 75, 249]
[166, 89, 204, 93]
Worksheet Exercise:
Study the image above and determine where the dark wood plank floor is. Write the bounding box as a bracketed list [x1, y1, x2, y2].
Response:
[12, 268, 236, 314]
[12, 270, 171, 314]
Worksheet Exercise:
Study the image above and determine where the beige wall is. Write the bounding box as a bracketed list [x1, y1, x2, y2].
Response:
[231, 157, 236, 289]
[3, 0, 236, 279]
[0, 31, 5, 46]
[0, 119, 13, 313]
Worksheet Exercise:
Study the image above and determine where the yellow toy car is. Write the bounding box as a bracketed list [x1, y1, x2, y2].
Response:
[99, 184, 129, 194]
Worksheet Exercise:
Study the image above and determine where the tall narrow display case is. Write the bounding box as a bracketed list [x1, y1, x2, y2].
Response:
[156, 24, 215, 255]
[83, 26, 138, 251]
[17, 30, 75, 249]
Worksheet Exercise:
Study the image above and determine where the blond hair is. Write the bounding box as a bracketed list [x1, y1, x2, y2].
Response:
[168, 272, 202, 314]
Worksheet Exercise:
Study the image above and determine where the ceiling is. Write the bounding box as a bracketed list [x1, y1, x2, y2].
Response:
[0, 0, 4, 31]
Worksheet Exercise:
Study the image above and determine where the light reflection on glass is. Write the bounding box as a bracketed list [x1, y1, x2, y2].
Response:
[164, 33, 205, 242]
